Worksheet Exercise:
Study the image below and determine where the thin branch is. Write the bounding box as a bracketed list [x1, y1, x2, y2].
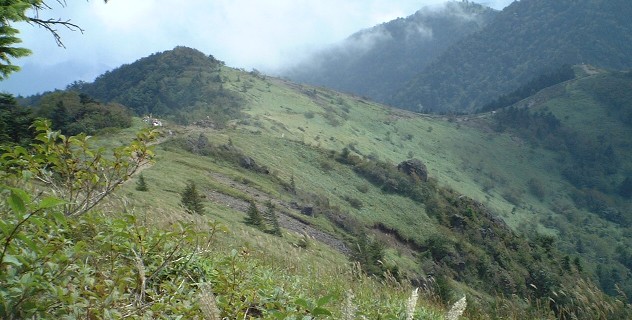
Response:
[0, 208, 43, 266]
[27, 17, 84, 48]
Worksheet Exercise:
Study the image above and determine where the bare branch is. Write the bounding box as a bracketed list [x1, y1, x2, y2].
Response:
[27, 17, 84, 48]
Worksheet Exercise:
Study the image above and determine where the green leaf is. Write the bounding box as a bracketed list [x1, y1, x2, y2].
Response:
[311, 307, 332, 316]
[7, 190, 27, 214]
[0, 220, 11, 236]
[38, 196, 66, 209]
[3, 254, 22, 267]
[21, 170, 33, 180]
[316, 294, 335, 307]
[15, 233, 37, 251]
[268, 310, 285, 320]
[295, 298, 309, 310]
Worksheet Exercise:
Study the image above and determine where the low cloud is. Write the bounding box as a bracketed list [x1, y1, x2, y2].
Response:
[2, 0, 515, 95]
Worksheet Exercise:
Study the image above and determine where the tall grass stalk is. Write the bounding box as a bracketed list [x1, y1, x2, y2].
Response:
[406, 287, 419, 320]
[198, 283, 221, 320]
[446, 295, 467, 320]
[342, 289, 357, 320]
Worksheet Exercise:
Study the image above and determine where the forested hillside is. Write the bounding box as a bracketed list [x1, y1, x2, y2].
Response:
[66, 46, 243, 126]
[285, 1, 496, 105]
[486, 69, 632, 295]
[391, 0, 632, 113]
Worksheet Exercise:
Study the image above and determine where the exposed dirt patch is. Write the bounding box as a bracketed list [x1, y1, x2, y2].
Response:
[206, 173, 351, 256]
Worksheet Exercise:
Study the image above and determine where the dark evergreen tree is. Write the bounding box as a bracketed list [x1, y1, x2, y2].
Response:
[573, 257, 583, 273]
[50, 101, 71, 131]
[289, 174, 296, 195]
[180, 181, 204, 215]
[244, 200, 264, 229]
[352, 233, 386, 276]
[136, 173, 149, 191]
[263, 200, 282, 236]
[0, 93, 34, 145]
[619, 177, 632, 199]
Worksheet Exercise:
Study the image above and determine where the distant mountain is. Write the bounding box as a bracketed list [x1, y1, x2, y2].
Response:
[284, 1, 497, 104]
[67, 46, 243, 125]
[392, 0, 632, 113]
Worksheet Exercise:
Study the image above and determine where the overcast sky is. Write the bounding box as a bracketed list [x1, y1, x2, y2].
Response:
[1, 0, 514, 96]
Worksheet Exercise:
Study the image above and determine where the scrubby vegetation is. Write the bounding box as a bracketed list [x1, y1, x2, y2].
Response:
[331, 145, 628, 318]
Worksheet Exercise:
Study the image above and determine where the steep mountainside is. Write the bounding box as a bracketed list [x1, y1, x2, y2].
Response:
[486, 68, 632, 297]
[8, 48, 632, 318]
[391, 0, 632, 113]
[284, 1, 496, 104]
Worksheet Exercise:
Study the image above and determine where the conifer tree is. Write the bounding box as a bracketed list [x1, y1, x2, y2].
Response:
[244, 200, 264, 228]
[136, 173, 149, 191]
[181, 181, 204, 215]
[264, 200, 282, 236]
[290, 174, 296, 195]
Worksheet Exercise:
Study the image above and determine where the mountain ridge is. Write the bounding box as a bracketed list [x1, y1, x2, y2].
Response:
[284, 1, 497, 105]
[391, 0, 632, 112]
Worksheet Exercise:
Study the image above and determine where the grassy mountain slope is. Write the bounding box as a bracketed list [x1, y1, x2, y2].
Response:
[391, 0, 632, 113]
[284, 1, 496, 105]
[7, 48, 632, 318]
[96, 49, 631, 316]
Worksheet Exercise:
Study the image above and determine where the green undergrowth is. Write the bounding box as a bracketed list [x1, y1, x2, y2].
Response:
[0, 194, 450, 319]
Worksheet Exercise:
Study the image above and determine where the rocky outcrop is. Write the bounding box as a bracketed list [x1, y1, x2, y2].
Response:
[397, 158, 428, 182]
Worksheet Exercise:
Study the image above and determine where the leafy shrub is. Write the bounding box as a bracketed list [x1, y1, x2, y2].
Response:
[342, 195, 363, 209]
[527, 178, 546, 200]
[502, 188, 523, 205]
[0, 119, 155, 216]
[319, 159, 334, 172]
[336, 149, 433, 203]
[173, 134, 270, 174]
[0, 198, 218, 319]
[355, 184, 369, 193]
